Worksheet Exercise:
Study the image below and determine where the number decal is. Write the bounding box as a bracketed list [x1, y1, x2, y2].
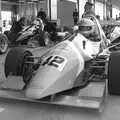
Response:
[49, 56, 64, 67]
[42, 56, 53, 66]
[41, 55, 67, 71]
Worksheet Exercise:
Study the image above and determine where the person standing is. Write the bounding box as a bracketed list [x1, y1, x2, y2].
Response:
[37, 8, 47, 23]
[82, 2, 96, 18]
[73, 8, 79, 25]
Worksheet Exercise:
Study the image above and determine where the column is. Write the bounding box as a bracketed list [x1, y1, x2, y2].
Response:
[103, 0, 107, 20]
[78, 0, 86, 20]
[50, 0, 57, 20]
[0, 0, 2, 33]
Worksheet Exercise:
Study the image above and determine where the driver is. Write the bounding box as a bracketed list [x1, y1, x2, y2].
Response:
[32, 18, 49, 46]
[33, 18, 44, 31]
[78, 18, 100, 41]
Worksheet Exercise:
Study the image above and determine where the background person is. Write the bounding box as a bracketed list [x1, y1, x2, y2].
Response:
[82, 2, 96, 18]
[37, 8, 47, 23]
[72, 8, 79, 25]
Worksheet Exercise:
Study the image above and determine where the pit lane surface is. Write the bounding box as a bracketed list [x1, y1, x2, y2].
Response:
[0, 52, 119, 120]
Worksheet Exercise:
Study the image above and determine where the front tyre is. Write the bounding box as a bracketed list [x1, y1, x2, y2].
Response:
[4, 47, 33, 81]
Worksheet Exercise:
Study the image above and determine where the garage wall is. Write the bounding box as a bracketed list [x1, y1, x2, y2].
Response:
[18, 1, 48, 24]
[111, 0, 120, 19]
[78, 0, 86, 20]
[2, 3, 12, 11]
[111, 0, 120, 8]
[37, 0, 48, 17]
[95, 1, 104, 20]
[18, 3, 37, 18]
[57, 0, 76, 27]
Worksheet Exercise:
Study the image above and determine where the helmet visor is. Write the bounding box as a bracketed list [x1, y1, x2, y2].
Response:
[79, 26, 92, 31]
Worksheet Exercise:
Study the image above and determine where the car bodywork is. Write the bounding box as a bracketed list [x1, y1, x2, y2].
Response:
[1, 15, 120, 110]
[4, 16, 108, 98]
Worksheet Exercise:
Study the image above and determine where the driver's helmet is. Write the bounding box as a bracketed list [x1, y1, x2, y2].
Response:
[78, 18, 98, 39]
[33, 18, 44, 31]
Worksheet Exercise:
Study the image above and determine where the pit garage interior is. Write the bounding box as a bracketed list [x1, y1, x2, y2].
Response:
[0, 0, 120, 120]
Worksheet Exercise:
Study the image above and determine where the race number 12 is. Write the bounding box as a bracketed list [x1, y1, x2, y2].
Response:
[42, 55, 67, 71]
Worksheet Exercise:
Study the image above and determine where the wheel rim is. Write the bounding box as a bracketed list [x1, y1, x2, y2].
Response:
[22, 51, 34, 85]
[0, 37, 8, 53]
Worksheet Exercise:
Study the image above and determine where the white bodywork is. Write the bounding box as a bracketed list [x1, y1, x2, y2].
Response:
[25, 16, 107, 99]
[1, 16, 106, 99]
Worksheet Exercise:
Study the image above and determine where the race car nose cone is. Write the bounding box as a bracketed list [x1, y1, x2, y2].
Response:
[25, 59, 81, 99]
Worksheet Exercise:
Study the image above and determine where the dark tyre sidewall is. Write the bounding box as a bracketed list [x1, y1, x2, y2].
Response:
[108, 51, 120, 95]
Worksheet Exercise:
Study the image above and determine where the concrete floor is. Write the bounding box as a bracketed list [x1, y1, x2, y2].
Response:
[0, 51, 120, 120]
[0, 95, 119, 120]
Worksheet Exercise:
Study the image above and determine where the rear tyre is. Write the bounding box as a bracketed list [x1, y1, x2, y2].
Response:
[108, 51, 120, 95]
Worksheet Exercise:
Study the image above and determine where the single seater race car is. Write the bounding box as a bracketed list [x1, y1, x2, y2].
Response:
[1, 15, 120, 110]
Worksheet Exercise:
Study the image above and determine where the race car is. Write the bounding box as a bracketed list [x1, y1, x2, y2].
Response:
[2, 15, 120, 108]
[7, 18, 50, 47]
